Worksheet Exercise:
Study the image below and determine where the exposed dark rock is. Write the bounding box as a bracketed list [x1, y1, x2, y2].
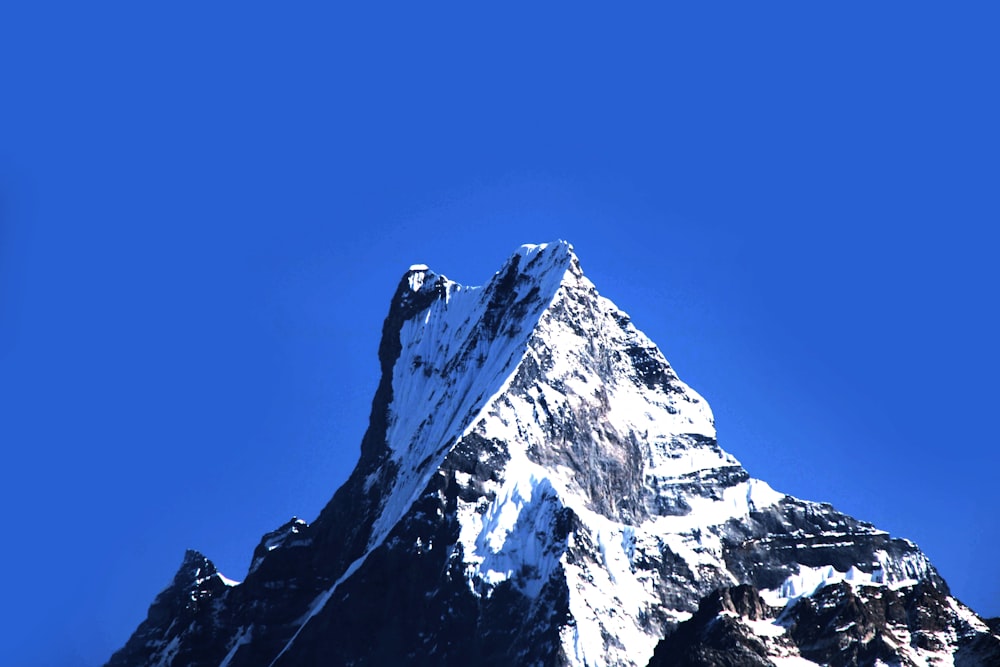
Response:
[646, 587, 776, 667]
[106, 551, 233, 667]
[647, 581, 1000, 667]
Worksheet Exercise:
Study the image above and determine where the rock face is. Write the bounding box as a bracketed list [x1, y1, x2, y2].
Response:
[107, 242, 1000, 667]
[648, 582, 1000, 667]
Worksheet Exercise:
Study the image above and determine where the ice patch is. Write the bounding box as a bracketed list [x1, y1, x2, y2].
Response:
[746, 618, 786, 638]
[760, 560, 919, 607]
[458, 469, 563, 595]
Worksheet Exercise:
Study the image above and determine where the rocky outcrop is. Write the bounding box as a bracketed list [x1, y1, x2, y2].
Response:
[648, 581, 1000, 667]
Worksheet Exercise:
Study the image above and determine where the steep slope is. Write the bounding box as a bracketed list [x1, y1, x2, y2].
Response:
[107, 241, 998, 667]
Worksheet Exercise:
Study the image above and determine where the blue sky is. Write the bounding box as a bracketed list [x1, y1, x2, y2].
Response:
[1, 3, 998, 665]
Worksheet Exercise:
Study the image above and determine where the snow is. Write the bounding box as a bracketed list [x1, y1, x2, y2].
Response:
[760, 558, 923, 607]
[641, 478, 785, 542]
[457, 468, 563, 594]
[217, 573, 241, 587]
[266, 546, 373, 667]
[745, 617, 787, 638]
[880, 616, 959, 667]
[950, 596, 992, 634]
[762, 564, 863, 605]
[770, 657, 823, 666]
[369, 242, 575, 550]
[150, 635, 180, 667]
[217, 626, 252, 667]
[192, 567, 240, 588]
[453, 437, 756, 616]
[751, 568, 986, 667]
[746, 477, 786, 509]
[262, 520, 308, 552]
[736, 617, 826, 666]
[249, 519, 310, 574]
[407, 266, 429, 292]
[514, 242, 555, 261]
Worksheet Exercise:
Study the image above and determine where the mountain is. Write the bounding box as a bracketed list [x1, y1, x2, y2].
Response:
[107, 241, 999, 667]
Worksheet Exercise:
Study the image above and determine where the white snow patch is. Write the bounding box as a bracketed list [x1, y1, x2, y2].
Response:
[643, 478, 785, 544]
[217, 573, 241, 587]
[760, 560, 920, 607]
[407, 268, 428, 292]
[950, 596, 992, 634]
[151, 635, 180, 667]
[770, 657, 823, 666]
[218, 626, 252, 667]
[747, 478, 786, 509]
[746, 618, 787, 638]
[457, 466, 562, 595]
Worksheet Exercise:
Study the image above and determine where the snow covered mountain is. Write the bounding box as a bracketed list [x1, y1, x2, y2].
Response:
[107, 241, 999, 667]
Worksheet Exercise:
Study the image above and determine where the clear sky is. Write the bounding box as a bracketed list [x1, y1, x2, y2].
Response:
[1, 3, 998, 665]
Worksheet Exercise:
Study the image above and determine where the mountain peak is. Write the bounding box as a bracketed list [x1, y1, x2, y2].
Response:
[107, 240, 999, 667]
[512, 238, 576, 263]
[360, 241, 586, 549]
[398, 239, 577, 305]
